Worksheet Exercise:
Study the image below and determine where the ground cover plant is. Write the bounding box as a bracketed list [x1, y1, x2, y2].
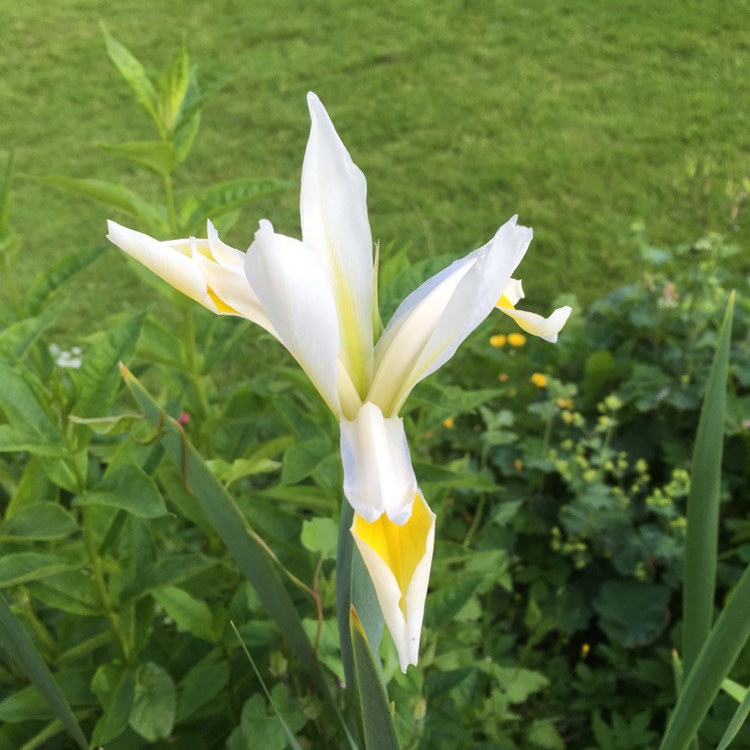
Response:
[1, 4, 750, 749]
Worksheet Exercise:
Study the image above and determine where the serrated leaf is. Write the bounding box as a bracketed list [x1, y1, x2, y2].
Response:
[181, 178, 292, 234]
[0, 503, 79, 541]
[0, 303, 63, 364]
[101, 25, 160, 132]
[153, 586, 216, 642]
[72, 314, 144, 420]
[128, 662, 176, 742]
[0, 364, 60, 442]
[98, 140, 175, 177]
[25, 246, 105, 316]
[41, 176, 165, 232]
[157, 44, 191, 134]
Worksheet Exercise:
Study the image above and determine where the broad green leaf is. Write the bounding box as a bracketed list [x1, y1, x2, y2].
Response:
[72, 313, 144, 420]
[281, 438, 335, 485]
[594, 581, 671, 648]
[68, 413, 142, 436]
[350, 606, 400, 750]
[122, 367, 332, 698]
[0, 592, 88, 748]
[0, 364, 60, 442]
[25, 571, 100, 617]
[175, 655, 229, 722]
[74, 464, 167, 518]
[0, 426, 66, 457]
[101, 24, 161, 132]
[98, 140, 175, 177]
[128, 662, 176, 742]
[0, 303, 63, 364]
[0, 553, 80, 587]
[7, 456, 57, 516]
[25, 246, 105, 316]
[91, 663, 136, 748]
[206, 456, 281, 487]
[301, 517, 339, 559]
[682, 292, 734, 674]
[41, 176, 165, 232]
[0, 669, 95, 722]
[152, 586, 216, 642]
[118, 553, 218, 604]
[180, 178, 293, 234]
[0, 503, 78, 541]
[659, 563, 750, 750]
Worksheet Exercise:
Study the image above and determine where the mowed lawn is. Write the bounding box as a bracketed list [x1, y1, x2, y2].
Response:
[1, 0, 748, 332]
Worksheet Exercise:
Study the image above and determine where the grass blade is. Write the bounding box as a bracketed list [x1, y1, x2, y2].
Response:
[0, 592, 88, 749]
[717, 686, 750, 750]
[659, 563, 750, 750]
[682, 291, 734, 674]
[350, 606, 400, 750]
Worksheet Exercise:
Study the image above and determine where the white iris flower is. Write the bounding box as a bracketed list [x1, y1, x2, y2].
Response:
[107, 93, 571, 672]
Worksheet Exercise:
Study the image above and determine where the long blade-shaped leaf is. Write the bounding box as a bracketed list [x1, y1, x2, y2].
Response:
[717, 687, 750, 750]
[682, 292, 735, 673]
[0, 152, 13, 238]
[659, 563, 750, 750]
[350, 607, 399, 750]
[0, 592, 88, 749]
[122, 366, 327, 693]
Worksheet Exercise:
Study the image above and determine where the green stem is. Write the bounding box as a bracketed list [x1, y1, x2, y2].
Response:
[82, 508, 133, 661]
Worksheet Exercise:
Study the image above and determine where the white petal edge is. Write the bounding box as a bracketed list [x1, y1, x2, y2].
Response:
[106, 221, 220, 313]
[368, 217, 533, 414]
[244, 220, 342, 416]
[351, 491, 436, 673]
[301, 93, 374, 388]
[498, 304, 572, 343]
[340, 402, 417, 524]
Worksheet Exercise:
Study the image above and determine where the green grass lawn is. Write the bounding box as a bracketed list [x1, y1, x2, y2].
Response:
[2, 0, 748, 332]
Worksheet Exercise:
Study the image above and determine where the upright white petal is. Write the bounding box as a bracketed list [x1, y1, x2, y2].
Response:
[244, 220, 342, 416]
[368, 217, 532, 415]
[351, 491, 436, 673]
[107, 221, 220, 313]
[301, 93, 374, 389]
[340, 402, 417, 524]
[498, 304, 572, 343]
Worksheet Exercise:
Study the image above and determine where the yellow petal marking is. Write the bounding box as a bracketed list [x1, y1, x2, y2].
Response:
[207, 288, 239, 315]
[496, 294, 515, 309]
[352, 493, 432, 616]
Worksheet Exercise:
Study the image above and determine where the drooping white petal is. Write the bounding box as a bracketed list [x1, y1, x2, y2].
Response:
[368, 216, 533, 415]
[190, 222, 277, 335]
[340, 402, 417, 524]
[301, 93, 374, 389]
[501, 278, 524, 306]
[244, 220, 342, 416]
[498, 304, 572, 343]
[106, 221, 221, 313]
[351, 491, 436, 673]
